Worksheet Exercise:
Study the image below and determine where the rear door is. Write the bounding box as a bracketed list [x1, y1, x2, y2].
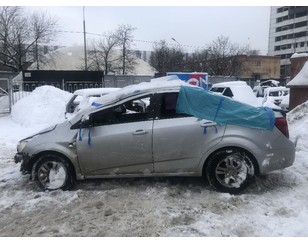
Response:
[152, 92, 225, 174]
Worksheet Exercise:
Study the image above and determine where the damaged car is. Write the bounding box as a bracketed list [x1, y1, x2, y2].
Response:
[14, 76, 295, 194]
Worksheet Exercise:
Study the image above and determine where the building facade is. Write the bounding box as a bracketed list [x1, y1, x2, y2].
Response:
[268, 6, 308, 78]
[236, 55, 281, 81]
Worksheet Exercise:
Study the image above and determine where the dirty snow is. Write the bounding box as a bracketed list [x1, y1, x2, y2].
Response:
[1, 85, 308, 237]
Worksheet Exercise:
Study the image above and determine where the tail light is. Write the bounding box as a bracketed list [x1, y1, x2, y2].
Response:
[275, 117, 289, 138]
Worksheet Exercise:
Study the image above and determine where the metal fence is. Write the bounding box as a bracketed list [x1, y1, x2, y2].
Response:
[0, 78, 31, 114]
[21, 74, 153, 93]
[0, 75, 153, 114]
[0, 78, 11, 114]
[103, 75, 152, 88]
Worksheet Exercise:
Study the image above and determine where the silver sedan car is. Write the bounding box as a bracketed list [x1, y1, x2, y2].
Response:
[14, 79, 295, 194]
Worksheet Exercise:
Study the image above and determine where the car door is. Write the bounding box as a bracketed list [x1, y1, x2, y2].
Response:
[76, 94, 154, 176]
[152, 92, 225, 174]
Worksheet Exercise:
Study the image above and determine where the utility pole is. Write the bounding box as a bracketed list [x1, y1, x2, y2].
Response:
[83, 6, 88, 70]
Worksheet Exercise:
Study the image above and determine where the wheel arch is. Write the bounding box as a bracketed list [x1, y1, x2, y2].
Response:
[30, 150, 77, 180]
[202, 146, 260, 177]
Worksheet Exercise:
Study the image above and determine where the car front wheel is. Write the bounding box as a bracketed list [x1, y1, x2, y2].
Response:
[206, 148, 255, 194]
[34, 154, 75, 191]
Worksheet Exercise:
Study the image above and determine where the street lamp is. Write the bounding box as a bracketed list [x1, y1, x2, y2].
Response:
[171, 37, 181, 46]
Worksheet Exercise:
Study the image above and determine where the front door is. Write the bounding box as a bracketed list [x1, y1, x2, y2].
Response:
[76, 95, 154, 176]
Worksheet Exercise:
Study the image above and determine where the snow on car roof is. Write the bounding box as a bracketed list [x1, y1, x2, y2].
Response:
[73, 88, 121, 96]
[264, 87, 289, 92]
[211, 81, 260, 107]
[212, 81, 247, 87]
[260, 79, 280, 86]
[92, 75, 187, 106]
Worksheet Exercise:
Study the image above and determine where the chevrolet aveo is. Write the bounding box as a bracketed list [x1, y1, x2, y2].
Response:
[14, 78, 295, 194]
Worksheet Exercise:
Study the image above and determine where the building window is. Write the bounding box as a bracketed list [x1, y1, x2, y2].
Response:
[301, 42, 305, 47]
[283, 7, 289, 11]
[281, 45, 287, 50]
[287, 34, 294, 39]
[256, 61, 261, 68]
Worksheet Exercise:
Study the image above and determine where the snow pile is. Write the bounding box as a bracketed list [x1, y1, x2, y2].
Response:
[287, 60, 308, 86]
[11, 85, 72, 128]
[1, 81, 308, 236]
[287, 101, 308, 155]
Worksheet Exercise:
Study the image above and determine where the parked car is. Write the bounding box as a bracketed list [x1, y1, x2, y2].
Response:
[253, 79, 280, 97]
[65, 88, 120, 118]
[14, 78, 295, 194]
[280, 94, 290, 112]
[210, 81, 261, 107]
[262, 87, 290, 110]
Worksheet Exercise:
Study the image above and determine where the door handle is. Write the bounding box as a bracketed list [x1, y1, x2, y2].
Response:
[199, 121, 217, 127]
[132, 129, 148, 135]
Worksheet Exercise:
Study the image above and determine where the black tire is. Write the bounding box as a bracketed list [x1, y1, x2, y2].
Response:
[206, 148, 255, 194]
[34, 154, 75, 191]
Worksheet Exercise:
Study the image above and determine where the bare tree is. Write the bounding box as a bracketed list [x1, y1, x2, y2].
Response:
[182, 48, 211, 72]
[206, 35, 249, 76]
[149, 40, 185, 73]
[29, 11, 58, 70]
[0, 6, 59, 72]
[149, 40, 171, 73]
[87, 32, 120, 74]
[114, 24, 137, 74]
[0, 6, 27, 71]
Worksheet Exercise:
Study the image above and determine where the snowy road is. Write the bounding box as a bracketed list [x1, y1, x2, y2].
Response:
[0, 120, 307, 236]
[0, 86, 308, 236]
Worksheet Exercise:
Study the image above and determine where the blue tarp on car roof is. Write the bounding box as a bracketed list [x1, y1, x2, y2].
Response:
[176, 86, 275, 131]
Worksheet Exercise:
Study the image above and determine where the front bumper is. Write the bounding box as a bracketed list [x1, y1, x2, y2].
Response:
[14, 152, 32, 175]
[14, 153, 23, 164]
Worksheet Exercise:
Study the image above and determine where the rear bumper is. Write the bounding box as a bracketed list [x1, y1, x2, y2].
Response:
[258, 142, 295, 174]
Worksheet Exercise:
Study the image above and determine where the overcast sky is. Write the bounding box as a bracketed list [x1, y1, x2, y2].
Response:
[7, 1, 306, 55]
[23, 5, 270, 54]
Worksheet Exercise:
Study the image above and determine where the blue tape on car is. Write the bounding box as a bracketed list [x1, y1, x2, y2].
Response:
[91, 101, 103, 107]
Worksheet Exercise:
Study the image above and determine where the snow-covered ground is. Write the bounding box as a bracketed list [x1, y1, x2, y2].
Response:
[0, 85, 308, 237]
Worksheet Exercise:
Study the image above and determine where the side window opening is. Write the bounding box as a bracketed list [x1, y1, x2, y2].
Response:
[222, 88, 233, 98]
[90, 95, 153, 126]
[160, 93, 191, 119]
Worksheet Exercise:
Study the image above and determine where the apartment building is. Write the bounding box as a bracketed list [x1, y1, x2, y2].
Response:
[268, 6, 308, 78]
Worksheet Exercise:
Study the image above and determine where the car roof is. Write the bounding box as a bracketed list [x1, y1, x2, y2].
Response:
[264, 87, 289, 92]
[73, 88, 121, 96]
[69, 76, 187, 119]
[211, 81, 248, 87]
[210, 81, 260, 106]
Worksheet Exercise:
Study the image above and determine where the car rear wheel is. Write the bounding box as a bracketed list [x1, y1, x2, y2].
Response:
[206, 148, 255, 194]
[34, 154, 75, 191]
